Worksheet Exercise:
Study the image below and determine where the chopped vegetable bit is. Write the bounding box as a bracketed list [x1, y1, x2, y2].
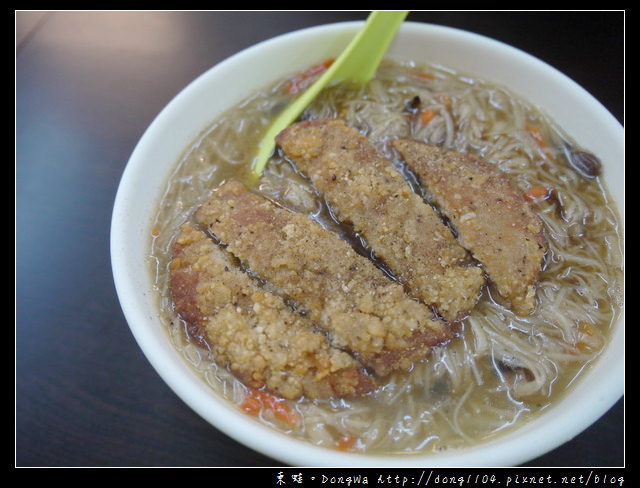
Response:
[336, 434, 357, 451]
[405, 95, 421, 114]
[411, 71, 436, 80]
[526, 125, 558, 164]
[437, 93, 452, 110]
[571, 323, 600, 353]
[527, 125, 548, 147]
[523, 186, 551, 202]
[285, 58, 335, 95]
[567, 149, 602, 178]
[420, 108, 436, 125]
[241, 388, 300, 426]
[241, 394, 262, 416]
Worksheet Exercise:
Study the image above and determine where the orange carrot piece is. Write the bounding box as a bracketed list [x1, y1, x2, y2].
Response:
[420, 108, 436, 125]
[527, 126, 547, 147]
[336, 434, 357, 451]
[285, 58, 335, 95]
[241, 392, 262, 416]
[438, 93, 452, 110]
[411, 71, 436, 80]
[241, 389, 299, 426]
[261, 392, 299, 426]
[523, 186, 550, 202]
[526, 125, 560, 164]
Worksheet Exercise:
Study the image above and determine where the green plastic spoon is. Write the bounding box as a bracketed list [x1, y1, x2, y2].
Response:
[251, 10, 409, 177]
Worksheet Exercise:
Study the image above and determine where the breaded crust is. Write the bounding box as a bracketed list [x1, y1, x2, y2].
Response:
[275, 119, 484, 321]
[393, 139, 547, 315]
[195, 179, 453, 376]
[169, 222, 376, 399]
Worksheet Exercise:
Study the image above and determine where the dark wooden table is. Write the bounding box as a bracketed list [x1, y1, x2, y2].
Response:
[16, 11, 624, 468]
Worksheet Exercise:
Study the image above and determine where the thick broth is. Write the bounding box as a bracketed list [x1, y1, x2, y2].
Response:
[149, 60, 623, 454]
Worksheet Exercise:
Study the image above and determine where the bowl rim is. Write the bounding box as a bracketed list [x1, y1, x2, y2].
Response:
[111, 19, 624, 467]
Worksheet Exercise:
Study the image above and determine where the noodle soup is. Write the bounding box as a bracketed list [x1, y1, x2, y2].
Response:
[149, 59, 623, 455]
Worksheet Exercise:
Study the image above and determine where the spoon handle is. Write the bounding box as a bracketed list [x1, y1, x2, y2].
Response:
[251, 11, 408, 177]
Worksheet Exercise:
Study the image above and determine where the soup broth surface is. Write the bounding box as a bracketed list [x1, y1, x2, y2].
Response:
[149, 60, 623, 454]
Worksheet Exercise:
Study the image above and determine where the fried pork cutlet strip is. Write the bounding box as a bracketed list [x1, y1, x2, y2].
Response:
[169, 222, 376, 400]
[194, 179, 453, 377]
[275, 119, 485, 321]
[393, 140, 547, 315]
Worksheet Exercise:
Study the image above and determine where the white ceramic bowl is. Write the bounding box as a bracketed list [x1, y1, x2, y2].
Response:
[111, 21, 624, 467]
